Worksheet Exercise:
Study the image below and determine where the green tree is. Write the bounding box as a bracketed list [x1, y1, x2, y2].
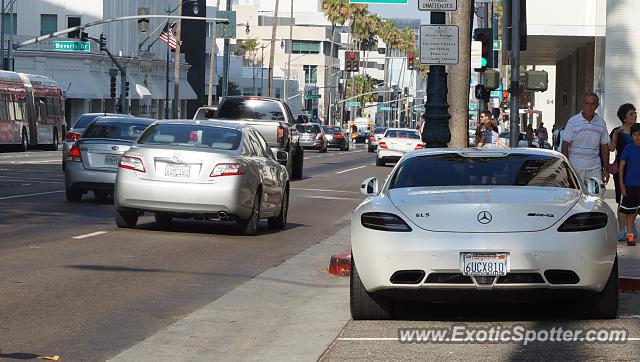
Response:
[239, 38, 259, 66]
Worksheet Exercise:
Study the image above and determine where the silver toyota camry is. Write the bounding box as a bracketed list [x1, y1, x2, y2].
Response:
[65, 117, 155, 202]
[352, 148, 618, 320]
[114, 120, 290, 236]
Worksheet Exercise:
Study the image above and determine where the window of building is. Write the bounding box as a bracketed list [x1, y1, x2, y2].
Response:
[292, 40, 320, 54]
[304, 65, 317, 84]
[1, 13, 17, 35]
[41, 14, 57, 36]
[67, 16, 81, 38]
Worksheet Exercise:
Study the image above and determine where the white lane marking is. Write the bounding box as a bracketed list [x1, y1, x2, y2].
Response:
[301, 195, 360, 201]
[0, 177, 62, 184]
[336, 165, 367, 174]
[3, 160, 61, 164]
[72, 231, 108, 240]
[291, 187, 360, 194]
[0, 190, 64, 200]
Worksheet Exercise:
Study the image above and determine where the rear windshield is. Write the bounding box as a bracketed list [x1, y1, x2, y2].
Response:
[389, 154, 580, 189]
[384, 130, 420, 139]
[138, 124, 242, 150]
[296, 124, 321, 133]
[73, 114, 104, 129]
[373, 127, 387, 134]
[322, 126, 342, 134]
[83, 122, 151, 141]
[216, 98, 285, 121]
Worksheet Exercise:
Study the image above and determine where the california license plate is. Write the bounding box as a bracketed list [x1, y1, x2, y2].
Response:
[104, 155, 120, 166]
[165, 164, 190, 177]
[461, 253, 508, 276]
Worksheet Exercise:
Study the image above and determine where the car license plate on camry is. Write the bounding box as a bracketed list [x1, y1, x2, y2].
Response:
[165, 164, 190, 178]
[104, 155, 120, 166]
[461, 253, 508, 276]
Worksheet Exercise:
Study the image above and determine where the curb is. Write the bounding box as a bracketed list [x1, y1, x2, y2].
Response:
[619, 277, 640, 292]
[329, 252, 351, 277]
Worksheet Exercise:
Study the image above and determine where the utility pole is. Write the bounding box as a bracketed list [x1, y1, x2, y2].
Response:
[207, 0, 220, 105]
[284, 0, 293, 101]
[477, 1, 489, 115]
[509, 0, 521, 147]
[1, 0, 4, 70]
[267, 0, 280, 97]
[222, 0, 231, 97]
[173, 5, 183, 118]
[449, 0, 473, 147]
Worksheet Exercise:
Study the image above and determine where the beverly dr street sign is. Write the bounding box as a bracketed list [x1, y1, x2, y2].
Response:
[349, 0, 407, 3]
[419, 25, 459, 65]
[53, 41, 90, 52]
[304, 94, 321, 100]
[418, 0, 457, 11]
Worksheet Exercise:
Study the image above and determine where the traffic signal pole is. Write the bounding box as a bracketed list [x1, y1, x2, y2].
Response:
[509, 0, 521, 147]
[477, 2, 489, 116]
[87, 34, 128, 114]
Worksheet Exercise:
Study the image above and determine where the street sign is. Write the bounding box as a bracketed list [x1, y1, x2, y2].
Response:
[304, 94, 321, 100]
[53, 41, 90, 52]
[419, 25, 459, 65]
[109, 68, 118, 77]
[216, 11, 236, 39]
[349, 0, 408, 3]
[471, 41, 482, 70]
[493, 39, 501, 51]
[346, 101, 361, 107]
[418, 0, 457, 11]
[378, 106, 397, 111]
[469, 103, 478, 111]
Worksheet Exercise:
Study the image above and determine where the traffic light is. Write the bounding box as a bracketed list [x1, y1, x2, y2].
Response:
[473, 28, 493, 72]
[407, 52, 415, 71]
[80, 31, 89, 42]
[345, 51, 359, 72]
[502, 0, 527, 51]
[475, 84, 490, 102]
[138, 7, 150, 33]
[109, 76, 117, 99]
[125, 81, 130, 98]
[99, 33, 107, 52]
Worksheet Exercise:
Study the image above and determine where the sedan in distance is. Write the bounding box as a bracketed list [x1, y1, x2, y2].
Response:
[65, 117, 155, 202]
[114, 120, 290, 236]
[367, 127, 388, 152]
[296, 123, 327, 153]
[376, 128, 424, 166]
[352, 148, 617, 320]
[322, 125, 349, 151]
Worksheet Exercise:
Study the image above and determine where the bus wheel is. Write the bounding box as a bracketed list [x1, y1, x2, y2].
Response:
[49, 130, 59, 151]
[20, 129, 28, 152]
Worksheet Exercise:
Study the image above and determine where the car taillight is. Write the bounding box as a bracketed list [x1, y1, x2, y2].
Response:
[277, 126, 285, 146]
[557, 212, 608, 232]
[65, 131, 80, 142]
[68, 145, 82, 161]
[378, 142, 388, 149]
[414, 144, 425, 150]
[370, 135, 375, 141]
[334, 134, 343, 139]
[119, 156, 146, 173]
[316, 134, 323, 140]
[361, 212, 412, 232]
[210, 163, 245, 177]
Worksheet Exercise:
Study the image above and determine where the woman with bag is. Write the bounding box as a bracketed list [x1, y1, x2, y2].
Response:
[610, 103, 637, 240]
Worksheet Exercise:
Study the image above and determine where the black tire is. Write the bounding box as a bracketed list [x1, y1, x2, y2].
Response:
[49, 129, 59, 151]
[115, 207, 138, 228]
[581, 258, 618, 319]
[350, 257, 392, 320]
[65, 188, 83, 202]
[20, 129, 28, 152]
[237, 190, 261, 236]
[268, 186, 289, 230]
[376, 158, 385, 167]
[154, 213, 173, 225]
[292, 146, 304, 180]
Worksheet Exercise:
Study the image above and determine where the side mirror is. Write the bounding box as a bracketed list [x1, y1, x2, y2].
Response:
[360, 177, 379, 195]
[587, 177, 605, 198]
[276, 150, 288, 164]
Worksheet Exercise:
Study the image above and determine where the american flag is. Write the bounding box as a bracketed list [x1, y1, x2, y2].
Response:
[159, 22, 178, 50]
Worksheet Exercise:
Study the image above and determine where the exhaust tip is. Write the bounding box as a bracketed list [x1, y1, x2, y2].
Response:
[217, 211, 229, 220]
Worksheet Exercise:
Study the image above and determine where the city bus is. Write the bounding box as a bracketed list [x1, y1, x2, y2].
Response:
[0, 70, 64, 151]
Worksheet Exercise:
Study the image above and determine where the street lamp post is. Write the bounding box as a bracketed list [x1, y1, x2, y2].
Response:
[260, 44, 267, 96]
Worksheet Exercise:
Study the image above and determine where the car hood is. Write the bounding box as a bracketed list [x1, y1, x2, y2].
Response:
[388, 186, 581, 232]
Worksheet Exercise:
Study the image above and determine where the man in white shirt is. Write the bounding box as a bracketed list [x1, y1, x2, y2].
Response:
[562, 92, 611, 186]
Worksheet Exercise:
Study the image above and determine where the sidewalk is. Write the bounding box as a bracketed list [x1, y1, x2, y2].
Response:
[604, 189, 640, 285]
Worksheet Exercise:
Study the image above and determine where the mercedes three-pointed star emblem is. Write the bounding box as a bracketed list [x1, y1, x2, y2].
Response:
[477, 211, 492, 224]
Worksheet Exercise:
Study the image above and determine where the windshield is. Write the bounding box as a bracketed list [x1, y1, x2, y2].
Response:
[322, 126, 342, 134]
[216, 98, 285, 121]
[83, 121, 152, 141]
[73, 114, 105, 129]
[373, 127, 387, 134]
[138, 124, 242, 150]
[389, 154, 580, 189]
[384, 129, 420, 139]
[296, 124, 321, 133]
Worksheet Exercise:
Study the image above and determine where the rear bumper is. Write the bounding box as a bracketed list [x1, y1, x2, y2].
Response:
[377, 149, 405, 160]
[300, 140, 324, 149]
[65, 161, 117, 190]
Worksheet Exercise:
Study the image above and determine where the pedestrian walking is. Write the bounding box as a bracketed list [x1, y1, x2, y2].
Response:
[477, 118, 504, 148]
[610, 103, 638, 240]
[526, 124, 534, 147]
[475, 111, 491, 146]
[618, 122, 640, 246]
[537, 122, 549, 149]
[561, 92, 611, 187]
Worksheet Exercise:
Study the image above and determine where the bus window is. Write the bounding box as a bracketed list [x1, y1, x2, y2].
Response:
[8, 95, 16, 121]
[47, 97, 57, 117]
[0, 94, 9, 120]
[14, 96, 24, 121]
[39, 98, 48, 122]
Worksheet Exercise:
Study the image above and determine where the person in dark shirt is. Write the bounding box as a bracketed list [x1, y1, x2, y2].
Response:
[618, 123, 640, 246]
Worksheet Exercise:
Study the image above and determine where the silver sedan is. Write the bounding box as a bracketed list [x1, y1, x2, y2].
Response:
[114, 120, 290, 236]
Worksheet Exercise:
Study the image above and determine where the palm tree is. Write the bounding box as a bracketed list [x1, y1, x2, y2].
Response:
[322, 0, 349, 123]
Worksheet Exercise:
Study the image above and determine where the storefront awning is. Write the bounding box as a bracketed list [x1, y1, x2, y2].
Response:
[51, 70, 104, 99]
[140, 76, 197, 100]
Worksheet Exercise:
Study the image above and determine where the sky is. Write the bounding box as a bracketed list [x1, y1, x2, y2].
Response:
[368, 0, 431, 22]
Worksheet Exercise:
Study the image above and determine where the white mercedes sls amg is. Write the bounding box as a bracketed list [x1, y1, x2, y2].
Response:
[351, 148, 618, 320]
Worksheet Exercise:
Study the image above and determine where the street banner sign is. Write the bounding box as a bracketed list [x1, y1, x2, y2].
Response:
[349, 0, 408, 3]
[346, 101, 361, 107]
[471, 41, 482, 69]
[419, 25, 459, 65]
[53, 41, 90, 52]
[304, 94, 321, 100]
[418, 0, 457, 11]
[216, 11, 236, 39]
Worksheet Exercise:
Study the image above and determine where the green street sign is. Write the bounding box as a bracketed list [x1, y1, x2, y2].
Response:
[53, 41, 90, 52]
[304, 94, 321, 100]
[378, 106, 397, 111]
[469, 103, 478, 111]
[493, 40, 501, 51]
[349, 0, 407, 3]
[346, 101, 361, 107]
